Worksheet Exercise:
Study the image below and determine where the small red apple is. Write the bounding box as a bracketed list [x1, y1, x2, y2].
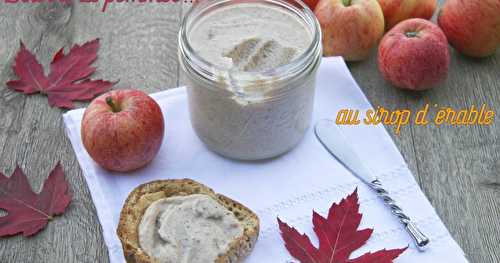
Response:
[303, 0, 320, 10]
[378, 0, 437, 30]
[438, 0, 500, 58]
[314, 0, 385, 61]
[81, 89, 165, 172]
[378, 18, 449, 90]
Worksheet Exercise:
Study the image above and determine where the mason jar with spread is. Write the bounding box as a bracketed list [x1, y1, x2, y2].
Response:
[179, 0, 322, 160]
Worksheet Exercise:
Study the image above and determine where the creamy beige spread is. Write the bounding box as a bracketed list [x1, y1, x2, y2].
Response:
[189, 3, 312, 71]
[184, 2, 318, 160]
[138, 194, 243, 263]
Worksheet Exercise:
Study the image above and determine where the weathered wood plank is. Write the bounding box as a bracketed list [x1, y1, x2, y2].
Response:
[0, 3, 91, 263]
[409, 49, 500, 263]
[70, 1, 182, 93]
[0, 1, 182, 262]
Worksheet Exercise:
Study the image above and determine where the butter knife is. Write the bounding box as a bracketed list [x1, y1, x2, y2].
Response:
[314, 119, 430, 251]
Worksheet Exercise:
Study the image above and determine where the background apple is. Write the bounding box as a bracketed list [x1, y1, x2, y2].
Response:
[315, 0, 385, 61]
[438, 0, 500, 58]
[378, 0, 437, 30]
[81, 89, 164, 172]
[303, 0, 320, 10]
[378, 18, 449, 90]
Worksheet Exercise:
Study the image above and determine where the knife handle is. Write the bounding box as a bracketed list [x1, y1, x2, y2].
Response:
[370, 179, 430, 251]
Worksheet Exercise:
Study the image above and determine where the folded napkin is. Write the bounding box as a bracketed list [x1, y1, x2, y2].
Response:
[63, 57, 468, 263]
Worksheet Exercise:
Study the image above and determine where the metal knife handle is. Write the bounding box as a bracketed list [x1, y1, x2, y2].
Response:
[370, 179, 430, 251]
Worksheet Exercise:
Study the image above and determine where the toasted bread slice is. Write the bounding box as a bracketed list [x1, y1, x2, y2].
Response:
[117, 179, 260, 263]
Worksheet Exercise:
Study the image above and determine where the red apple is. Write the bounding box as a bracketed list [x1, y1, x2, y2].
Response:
[314, 0, 385, 61]
[81, 89, 164, 172]
[378, 0, 437, 30]
[304, 0, 320, 10]
[378, 18, 449, 90]
[438, 0, 500, 58]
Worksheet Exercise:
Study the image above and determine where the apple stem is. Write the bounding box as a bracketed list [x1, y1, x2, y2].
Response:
[405, 31, 419, 38]
[106, 97, 120, 113]
[342, 0, 351, 6]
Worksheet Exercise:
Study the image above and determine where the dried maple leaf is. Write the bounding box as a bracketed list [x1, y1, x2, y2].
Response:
[6, 39, 114, 109]
[0, 163, 72, 237]
[278, 189, 407, 263]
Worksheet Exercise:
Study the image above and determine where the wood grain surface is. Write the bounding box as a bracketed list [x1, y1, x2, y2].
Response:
[0, 0, 498, 262]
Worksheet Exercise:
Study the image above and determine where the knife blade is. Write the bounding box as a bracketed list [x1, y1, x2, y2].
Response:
[314, 119, 430, 251]
[314, 119, 375, 184]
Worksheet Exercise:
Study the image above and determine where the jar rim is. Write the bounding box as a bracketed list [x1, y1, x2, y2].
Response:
[178, 0, 322, 90]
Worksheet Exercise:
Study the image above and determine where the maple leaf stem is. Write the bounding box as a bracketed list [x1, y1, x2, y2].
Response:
[106, 97, 121, 113]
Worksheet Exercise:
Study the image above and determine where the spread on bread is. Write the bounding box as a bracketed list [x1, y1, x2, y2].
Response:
[117, 179, 259, 263]
[138, 194, 243, 263]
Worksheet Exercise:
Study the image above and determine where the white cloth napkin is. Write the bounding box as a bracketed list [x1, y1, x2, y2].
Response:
[63, 57, 468, 263]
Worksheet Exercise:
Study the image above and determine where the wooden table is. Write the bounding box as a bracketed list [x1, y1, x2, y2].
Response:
[0, 1, 498, 262]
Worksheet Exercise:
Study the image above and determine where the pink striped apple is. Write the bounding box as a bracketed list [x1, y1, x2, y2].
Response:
[81, 89, 165, 172]
[378, 0, 437, 30]
[438, 0, 500, 58]
[315, 0, 385, 61]
[378, 19, 449, 90]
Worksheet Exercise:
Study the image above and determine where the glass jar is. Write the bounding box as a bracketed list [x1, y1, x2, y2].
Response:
[179, 0, 322, 161]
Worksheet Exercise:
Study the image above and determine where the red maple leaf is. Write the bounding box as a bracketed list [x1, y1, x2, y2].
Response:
[6, 39, 114, 109]
[0, 163, 72, 237]
[278, 189, 407, 263]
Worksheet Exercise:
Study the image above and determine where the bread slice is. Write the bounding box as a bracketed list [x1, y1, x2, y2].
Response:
[117, 179, 260, 263]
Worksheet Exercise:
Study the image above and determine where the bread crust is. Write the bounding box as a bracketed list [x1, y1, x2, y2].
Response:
[116, 179, 260, 263]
